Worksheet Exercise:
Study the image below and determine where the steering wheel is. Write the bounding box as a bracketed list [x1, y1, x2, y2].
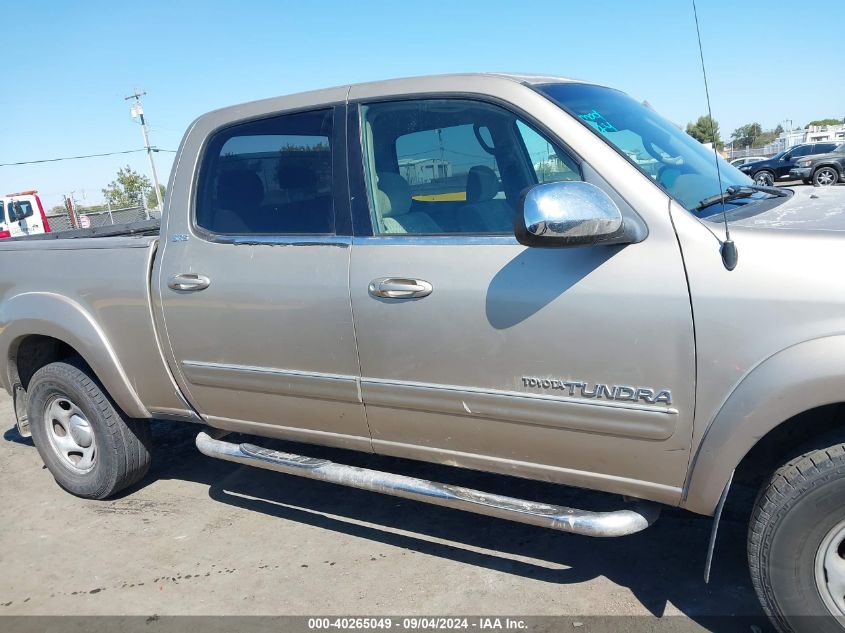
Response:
[644, 139, 683, 166]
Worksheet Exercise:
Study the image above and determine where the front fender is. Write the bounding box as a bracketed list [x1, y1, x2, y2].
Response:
[0, 292, 150, 419]
[684, 335, 845, 515]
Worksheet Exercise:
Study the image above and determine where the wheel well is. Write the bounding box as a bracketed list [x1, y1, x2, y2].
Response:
[734, 403, 845, 491]
[11, 335, 80, 391]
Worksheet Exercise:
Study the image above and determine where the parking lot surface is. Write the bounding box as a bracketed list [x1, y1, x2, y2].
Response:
[0, 390, 775, 630]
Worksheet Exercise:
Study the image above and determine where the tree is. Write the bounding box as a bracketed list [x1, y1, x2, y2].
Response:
[686, 115, 722, 149]
[102, 165, 165, 209]
[755, 130, 780, 147]
[806, 118, 843, 128]
[146, 184, 166, 210]
[731, 122, 763, 148]
[102, 165, 150, 208]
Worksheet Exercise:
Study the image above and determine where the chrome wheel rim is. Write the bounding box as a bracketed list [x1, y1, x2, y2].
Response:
[44, 396, 96, 473]
[815, 519, 845, 617]
[817, 169, 836, 186]
[755, 172, 773, 186]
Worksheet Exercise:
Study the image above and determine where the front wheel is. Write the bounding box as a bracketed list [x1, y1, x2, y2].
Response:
[27, 358, 151, 499]
[754, 170, 775, 186]
[749, 440, 845, 632]
[814, 166, 840, 187]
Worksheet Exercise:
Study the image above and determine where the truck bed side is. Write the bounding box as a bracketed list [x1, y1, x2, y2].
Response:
[0, 235, 189, 420]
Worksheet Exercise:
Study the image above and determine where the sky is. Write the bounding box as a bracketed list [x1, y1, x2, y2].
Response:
[2, 0, 841, 210]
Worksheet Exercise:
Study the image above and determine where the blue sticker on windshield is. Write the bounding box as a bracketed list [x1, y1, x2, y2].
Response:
[579, 110, 618, 134]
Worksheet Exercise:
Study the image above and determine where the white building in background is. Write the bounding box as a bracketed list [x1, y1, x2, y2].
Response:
[764, 124, 845, 154]
[398, 158, 452, 185]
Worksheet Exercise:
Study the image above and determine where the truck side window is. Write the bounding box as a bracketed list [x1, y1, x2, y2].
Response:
[196, 109, 334, 235]
[360, 99, 580, 235]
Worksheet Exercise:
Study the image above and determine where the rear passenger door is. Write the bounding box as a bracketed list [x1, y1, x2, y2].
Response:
[155, 105, 371, 450]
[347, 97, 696, 501]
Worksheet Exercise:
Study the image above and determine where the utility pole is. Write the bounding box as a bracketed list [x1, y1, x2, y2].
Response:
[125, 90, 163, 212]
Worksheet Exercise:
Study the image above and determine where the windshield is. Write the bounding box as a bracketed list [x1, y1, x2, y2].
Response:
[536, 83, 752, 211]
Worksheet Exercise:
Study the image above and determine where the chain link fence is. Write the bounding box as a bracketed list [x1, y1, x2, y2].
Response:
[726, 147, 776, 160]
[45, 206, 159, 233]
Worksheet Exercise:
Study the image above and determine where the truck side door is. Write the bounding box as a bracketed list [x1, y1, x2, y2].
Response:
[347, 96, 695, 502]
[155, 105, 371, 450]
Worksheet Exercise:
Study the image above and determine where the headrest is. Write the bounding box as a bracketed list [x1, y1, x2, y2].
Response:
[217, 170, 264, 208]
[277, 163, 319, 189]
[466, 165, 500, 203]
[376, 172, 412, 217]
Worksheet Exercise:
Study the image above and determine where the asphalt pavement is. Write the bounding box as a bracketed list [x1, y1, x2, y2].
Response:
[0, 389, 773, 632]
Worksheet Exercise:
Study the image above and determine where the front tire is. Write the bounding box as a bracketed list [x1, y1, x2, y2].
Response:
[814, 166, 840, 187]
[754, 170, 775, 186]
[27, 358, 151, 499]
[749, 440, 845, 632]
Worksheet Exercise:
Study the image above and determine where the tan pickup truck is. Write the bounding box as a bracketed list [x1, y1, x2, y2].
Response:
[3, 74, 845, 633]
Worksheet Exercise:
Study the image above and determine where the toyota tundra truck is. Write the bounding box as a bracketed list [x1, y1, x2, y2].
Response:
[3, 74, 845, 632]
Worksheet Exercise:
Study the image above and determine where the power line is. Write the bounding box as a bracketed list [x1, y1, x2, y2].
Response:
[0, 147, 177, 167]
[0, 148, 147, 167]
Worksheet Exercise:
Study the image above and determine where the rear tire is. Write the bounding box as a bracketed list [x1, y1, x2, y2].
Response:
[27, 358, 151, 499]
[754, 170, 775, 186]
[749, 439, 845, 632]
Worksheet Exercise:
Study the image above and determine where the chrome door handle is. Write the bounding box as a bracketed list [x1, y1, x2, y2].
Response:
[368, 277, 433, 299]
[168, 273, 211, 291]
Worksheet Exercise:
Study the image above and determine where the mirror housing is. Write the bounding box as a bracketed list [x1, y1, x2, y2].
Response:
[782, 153, 791, 161]
[515, 181, 628, 248]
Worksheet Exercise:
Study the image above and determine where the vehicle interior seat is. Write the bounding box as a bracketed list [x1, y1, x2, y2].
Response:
[212, 170, 263, 233]
[375, 172, 441, 234]
[458, 165, 514, 233]
[271, 162, 333, 233]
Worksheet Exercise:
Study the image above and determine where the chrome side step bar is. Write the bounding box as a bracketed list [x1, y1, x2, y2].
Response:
[196, 431, 660, 537]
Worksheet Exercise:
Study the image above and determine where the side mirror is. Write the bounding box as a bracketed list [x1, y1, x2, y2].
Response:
[515, 181, 626, 248]
[782, 154, 791, 161]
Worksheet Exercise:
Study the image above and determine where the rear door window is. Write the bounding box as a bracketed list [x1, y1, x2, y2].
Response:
[196, 109, 335, 235]
[8, 200, 34, 221]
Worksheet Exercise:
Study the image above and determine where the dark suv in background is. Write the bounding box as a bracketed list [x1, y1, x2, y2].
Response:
[789, 143, 845, 186]
[738, 141, 840, 185]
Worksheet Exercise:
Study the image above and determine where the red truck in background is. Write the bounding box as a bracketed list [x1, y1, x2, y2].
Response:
[1, 191, 51, 239]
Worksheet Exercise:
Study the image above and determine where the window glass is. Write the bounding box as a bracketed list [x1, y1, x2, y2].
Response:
[196, 109, 334, 235]
[360, 99, 580, 235]
[516, 121, 580, 183]
[9, 200, 34, 221]
[537, 83, 752, 213]
[791, 145, 810, 157]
